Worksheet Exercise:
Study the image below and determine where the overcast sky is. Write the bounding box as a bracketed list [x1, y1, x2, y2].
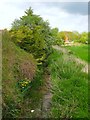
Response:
[0, 0, 88, 33]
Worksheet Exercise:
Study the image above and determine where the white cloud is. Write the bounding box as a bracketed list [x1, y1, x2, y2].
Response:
[0, 1, 88, 33]
[32, 4, 88, 33]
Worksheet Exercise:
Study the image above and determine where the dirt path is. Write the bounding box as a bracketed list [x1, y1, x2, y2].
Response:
[52, 45, 88, 74]
[41, 72, 52, 118]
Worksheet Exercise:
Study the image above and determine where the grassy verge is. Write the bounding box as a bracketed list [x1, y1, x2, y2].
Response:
[48, 49, 88, 119]
[64, 44, 88, 62]
[2, 30, 37, 118]
[2, 30, 49, 118]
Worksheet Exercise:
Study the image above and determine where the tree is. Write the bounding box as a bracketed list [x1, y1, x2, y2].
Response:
[79, 32, 88, 43]
[50, 28, 65, 45]
[10, 7, 53, 64]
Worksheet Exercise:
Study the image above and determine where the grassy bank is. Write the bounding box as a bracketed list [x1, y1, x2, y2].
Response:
[48, 49, 88, 119]
[2, 30, 37, 118]
[2, 30, 51, 118]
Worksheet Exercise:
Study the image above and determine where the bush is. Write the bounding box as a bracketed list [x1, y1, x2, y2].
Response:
[10, 7, 53, 64]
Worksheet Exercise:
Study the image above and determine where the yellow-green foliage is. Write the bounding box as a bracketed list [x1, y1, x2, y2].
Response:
[10, 7, 53, 63]
[2, 30, 37, 118]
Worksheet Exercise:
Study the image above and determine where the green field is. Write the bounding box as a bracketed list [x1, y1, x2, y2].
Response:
[65, 45, 88, 62]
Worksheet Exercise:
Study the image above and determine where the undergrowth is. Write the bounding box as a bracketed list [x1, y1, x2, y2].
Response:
[48, 50, 88, 119]
[2, 30, 37, 118]
[2, 30, 89, 119]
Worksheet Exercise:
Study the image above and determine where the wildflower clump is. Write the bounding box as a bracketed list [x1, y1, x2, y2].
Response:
[18, 78, 31, 92]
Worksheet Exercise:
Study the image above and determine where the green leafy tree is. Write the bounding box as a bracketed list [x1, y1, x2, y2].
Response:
[79, 32, 88, 43]
[51, 28, 59, 44]
[50, 28, 65, 45]
[10, 7, 53, 64]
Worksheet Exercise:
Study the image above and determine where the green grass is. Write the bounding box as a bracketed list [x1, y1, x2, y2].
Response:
[2, 30, 89, 118]
[64, 45, 88, 62]
[2, 30, 48, 118]
[48, 49, 88, 119]
[2, 30, 37, 118]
